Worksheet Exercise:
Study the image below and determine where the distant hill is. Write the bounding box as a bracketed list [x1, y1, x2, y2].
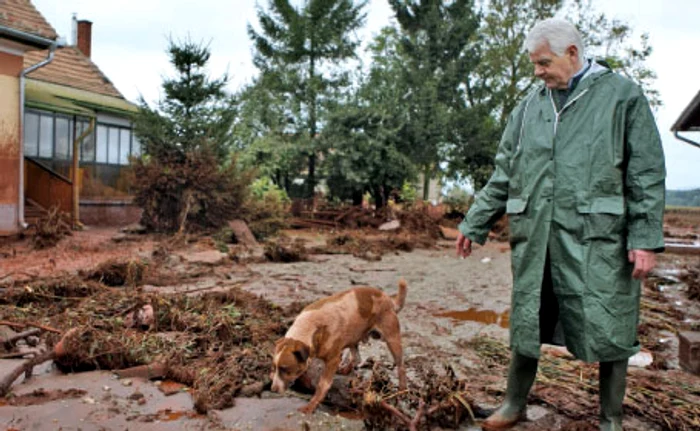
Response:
[666, 189, 700, 207]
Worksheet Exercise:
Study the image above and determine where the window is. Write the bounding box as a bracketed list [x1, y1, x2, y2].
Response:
[132, 135, 141, 157]
[39, 115, 53, 157]
[96, 125, 108, 163]
[108, 127, 119, 164]
[54, 117, 71, 160]
[24, 112, 39, 157]
[119, 129, 131, 165]
[24, 110, 136, 167]
[78, 121, 95, 162]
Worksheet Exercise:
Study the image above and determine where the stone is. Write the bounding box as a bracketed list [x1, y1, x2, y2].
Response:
[378, 220, 400, 231]
[679, 331, 700, 375]
[628, 349, 653, 368]
[120, 223, 147, 234]
[179, 250, 227, 265]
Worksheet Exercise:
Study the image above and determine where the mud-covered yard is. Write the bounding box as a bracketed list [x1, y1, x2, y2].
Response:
[0, 210, 699, 431]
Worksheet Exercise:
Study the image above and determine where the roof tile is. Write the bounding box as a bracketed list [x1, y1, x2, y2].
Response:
[0, 0, 58, 40]
[24, 46, 125, 99]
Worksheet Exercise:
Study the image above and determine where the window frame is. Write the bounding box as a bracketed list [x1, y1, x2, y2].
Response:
[23, 109, 136, 168]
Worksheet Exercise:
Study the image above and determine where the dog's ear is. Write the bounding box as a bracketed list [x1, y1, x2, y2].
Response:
[293, 343, 310, 363]
[274, 337, 285, 349]
[311, 325, 329, 356]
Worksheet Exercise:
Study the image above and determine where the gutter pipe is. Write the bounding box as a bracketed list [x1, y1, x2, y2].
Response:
[17, 35, 62, 229]
[673, 131, 700, 150]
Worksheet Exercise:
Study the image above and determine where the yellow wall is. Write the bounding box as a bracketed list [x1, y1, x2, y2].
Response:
[0, 50, 22, 233]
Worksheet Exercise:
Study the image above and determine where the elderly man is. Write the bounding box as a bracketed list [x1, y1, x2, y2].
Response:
[456, 18, 665, 431]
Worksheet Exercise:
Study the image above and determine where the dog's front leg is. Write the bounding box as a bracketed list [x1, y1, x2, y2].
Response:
[338, 346, 360, 375]
[298, 355, 341, 414]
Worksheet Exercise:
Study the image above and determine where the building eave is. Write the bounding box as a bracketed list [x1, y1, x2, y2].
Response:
[0, 24, 55, 50]
[671, 89, 700, 132]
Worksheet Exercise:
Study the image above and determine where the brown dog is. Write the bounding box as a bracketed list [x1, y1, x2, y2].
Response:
[271, 279, 408, 414]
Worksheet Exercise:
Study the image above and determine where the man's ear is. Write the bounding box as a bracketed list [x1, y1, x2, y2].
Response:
[293, 343, 310, 363]
[567, 44, 579, 61]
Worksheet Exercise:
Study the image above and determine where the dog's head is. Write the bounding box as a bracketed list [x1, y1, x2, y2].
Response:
[270, 338, 311, 393]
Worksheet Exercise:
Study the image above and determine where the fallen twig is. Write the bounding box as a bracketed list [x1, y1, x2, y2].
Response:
[113, 362, 168, 380]
[0, 320, 61, 334]
[409, 399, 426, 431]
[0, 349, 42, 359]
[349, 266, 396, 273]
[1, 328, 41, 346]
[0, 350, 55, 396]
[380, 400, 412, 426]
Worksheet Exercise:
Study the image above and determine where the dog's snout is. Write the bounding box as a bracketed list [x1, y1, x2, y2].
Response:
[270, 375, 286, 393]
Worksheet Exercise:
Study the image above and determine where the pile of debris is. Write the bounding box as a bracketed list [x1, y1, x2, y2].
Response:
[0, 274, 298, 412]
[31, 206, 72, 249]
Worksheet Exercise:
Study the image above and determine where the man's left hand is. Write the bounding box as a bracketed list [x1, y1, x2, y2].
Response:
[628, 249, 656, 280]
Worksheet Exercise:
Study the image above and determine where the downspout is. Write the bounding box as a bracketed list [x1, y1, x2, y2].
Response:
[72, 118, 95, 228]
[19, 42, 59, 228]
[674, 131, 700, 150]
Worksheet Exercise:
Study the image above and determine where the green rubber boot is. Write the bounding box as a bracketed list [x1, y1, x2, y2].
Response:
[599, 359, 628, 431]
[481, 352, 538, 431]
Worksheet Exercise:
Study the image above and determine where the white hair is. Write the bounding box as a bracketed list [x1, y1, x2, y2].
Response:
[525, 18, 584, 62]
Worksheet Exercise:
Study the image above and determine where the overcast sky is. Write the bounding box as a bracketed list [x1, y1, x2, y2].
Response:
[32, 0, 700, 190]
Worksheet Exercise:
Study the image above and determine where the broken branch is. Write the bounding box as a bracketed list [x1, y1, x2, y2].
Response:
[0, 320, 61, 334]
[0, 350, 55, 396]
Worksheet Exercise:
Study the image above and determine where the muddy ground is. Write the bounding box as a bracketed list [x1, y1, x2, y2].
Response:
[0, 211, 699, 431]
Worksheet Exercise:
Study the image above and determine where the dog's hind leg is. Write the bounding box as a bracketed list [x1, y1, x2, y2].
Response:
[376, 312, 406, 390]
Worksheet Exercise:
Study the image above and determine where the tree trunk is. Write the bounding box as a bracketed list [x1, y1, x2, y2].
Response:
[306, 49, 318, 199]
[352, 190, 363, 206]
[422, 166, 431, 201]
[307, 154, 316, 198]
[374, 185, 386, 209]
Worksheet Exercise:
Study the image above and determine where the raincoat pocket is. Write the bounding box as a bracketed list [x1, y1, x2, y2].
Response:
[506, 197, 529, 244]
[577, 196, 626, 241]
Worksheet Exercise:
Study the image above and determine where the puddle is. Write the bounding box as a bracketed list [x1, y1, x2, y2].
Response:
[435, 308, 510, 328]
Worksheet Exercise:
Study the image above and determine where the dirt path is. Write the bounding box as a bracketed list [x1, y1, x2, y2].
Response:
[1, 226, 698, 430]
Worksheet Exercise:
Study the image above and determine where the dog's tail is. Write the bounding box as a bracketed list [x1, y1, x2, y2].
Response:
[391, 279, 408, 313]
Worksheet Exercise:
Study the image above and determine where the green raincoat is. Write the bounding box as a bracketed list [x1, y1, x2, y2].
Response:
[459, 63, 666, 362]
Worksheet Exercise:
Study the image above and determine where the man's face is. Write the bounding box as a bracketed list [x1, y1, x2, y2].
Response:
[529, 43, 581, 90]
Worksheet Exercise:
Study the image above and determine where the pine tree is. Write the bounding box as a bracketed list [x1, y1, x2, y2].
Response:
[133, 40, 252, 232]
[136, 39, 236, 163]
[388, 0, 485, 198]
[248, 0, 367, 198]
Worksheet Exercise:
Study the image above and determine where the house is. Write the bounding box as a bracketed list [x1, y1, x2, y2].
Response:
[672, 89, 700, 149]
[0, 0, 139, 235]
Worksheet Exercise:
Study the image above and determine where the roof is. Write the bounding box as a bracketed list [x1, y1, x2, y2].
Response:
[25, 79, 138, 117]
[0, 0, 57, 40]
[24, 46, 125, 99]
[671, 90, 700, 132]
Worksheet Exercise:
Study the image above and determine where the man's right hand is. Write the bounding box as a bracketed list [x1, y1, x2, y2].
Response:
[456, 233, 472, 258]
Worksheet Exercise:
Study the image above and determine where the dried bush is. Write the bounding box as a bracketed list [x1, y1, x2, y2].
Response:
[132, 151, 254, 233]
[32, 206, 72, 249]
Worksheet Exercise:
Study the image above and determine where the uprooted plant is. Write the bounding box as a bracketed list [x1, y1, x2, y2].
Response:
[131, 38, 254, 234]
[32, 205, 72, 249]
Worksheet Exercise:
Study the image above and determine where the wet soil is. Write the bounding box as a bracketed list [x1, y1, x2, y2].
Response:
[1, 218, 699, 430]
